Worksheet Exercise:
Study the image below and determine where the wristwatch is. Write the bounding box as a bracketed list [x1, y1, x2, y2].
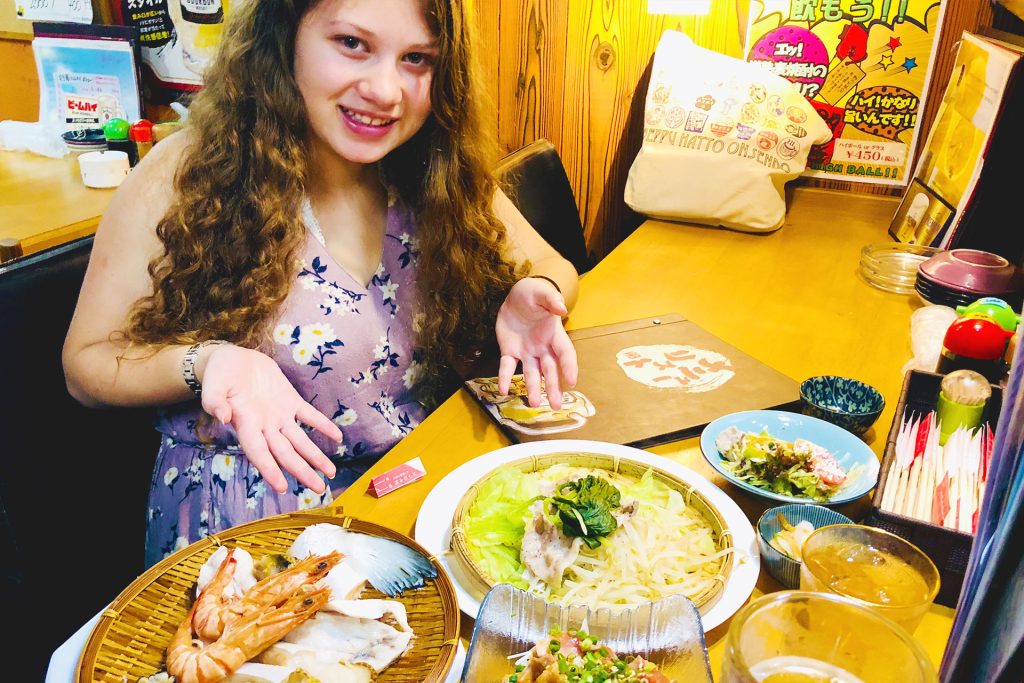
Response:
[182, 340, 229, 397]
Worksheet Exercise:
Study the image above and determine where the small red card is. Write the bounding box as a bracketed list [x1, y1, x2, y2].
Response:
[368, 457, 426, 497]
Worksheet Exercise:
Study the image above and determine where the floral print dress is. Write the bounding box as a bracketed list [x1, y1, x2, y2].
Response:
[144, 195, 427, 568]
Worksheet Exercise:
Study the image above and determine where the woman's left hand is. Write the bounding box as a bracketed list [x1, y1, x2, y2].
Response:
[496, 277, 578, 409]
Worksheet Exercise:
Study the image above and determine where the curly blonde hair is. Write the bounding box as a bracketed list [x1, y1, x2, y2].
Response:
[126, 0, 523, 403]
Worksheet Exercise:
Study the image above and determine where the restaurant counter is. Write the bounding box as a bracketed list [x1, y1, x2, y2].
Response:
[0, 150, 114, 260]
[330, 187, 956, 678]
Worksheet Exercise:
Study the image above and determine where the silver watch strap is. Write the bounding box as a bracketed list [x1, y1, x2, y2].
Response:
[182, 340, 229, 397]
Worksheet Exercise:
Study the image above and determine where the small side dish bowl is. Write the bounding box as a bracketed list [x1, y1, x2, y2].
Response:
[757, 504, 853, 588]
[462, 584, 713, 682]
[799, 375, 885, 436]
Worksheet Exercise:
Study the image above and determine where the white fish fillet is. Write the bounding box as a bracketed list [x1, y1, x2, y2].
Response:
[290, 523, 436, 597]
[257, 644, 375, 683]
[219, 662, 308, 683]
[326, 598, 411, 632]
[282, 611, 414, 673]
[319, 561, 368, 602]
[195, 546, 257, 598]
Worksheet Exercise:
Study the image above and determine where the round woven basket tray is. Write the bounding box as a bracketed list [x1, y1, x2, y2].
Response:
[77, 507, 460, 683]
[450, 452, 734, 612]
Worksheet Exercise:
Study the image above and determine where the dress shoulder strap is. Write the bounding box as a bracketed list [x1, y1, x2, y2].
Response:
[300, 196, 327, 246]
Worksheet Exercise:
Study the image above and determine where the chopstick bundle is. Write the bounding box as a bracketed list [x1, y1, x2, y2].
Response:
[881, 409, 991, 534]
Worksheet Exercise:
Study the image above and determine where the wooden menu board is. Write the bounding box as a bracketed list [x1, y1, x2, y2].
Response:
[464, 313, 800, 448]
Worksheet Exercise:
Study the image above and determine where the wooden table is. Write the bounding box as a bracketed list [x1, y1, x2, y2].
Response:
[0, 150, 113, 259]
[332, 187, 955, 679]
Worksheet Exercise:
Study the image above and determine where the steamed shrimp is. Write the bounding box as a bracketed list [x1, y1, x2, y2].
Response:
[167, 585, 330, 683]
[193, 550, 342, 641]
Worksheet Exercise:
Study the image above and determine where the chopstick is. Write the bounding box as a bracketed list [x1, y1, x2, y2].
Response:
[880, 410, 990, 534]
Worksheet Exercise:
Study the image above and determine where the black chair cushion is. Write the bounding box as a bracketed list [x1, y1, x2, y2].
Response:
[497, 139, 593, 274]
[0, 237, 158, 681]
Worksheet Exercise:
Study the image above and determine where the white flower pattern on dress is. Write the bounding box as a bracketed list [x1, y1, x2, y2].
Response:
[298, 257, 367, 316]
[164, 467, 179, 486]
[276, 320, 345, 379]
[298, 488, 322, 510]
[212, 453, 235, 484]
[351, 329, 400, 386]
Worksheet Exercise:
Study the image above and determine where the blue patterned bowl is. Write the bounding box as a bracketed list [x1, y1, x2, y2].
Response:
[757, 504, 853, 588]
[799, 375, 885, 436]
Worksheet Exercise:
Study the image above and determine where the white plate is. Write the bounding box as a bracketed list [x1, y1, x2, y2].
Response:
[414, 439, 759, 632]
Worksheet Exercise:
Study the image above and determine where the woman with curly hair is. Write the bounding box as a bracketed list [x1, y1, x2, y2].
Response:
[62, 0, 579, 567]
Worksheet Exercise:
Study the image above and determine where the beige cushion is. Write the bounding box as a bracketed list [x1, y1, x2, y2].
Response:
[625, 31, 832, 232]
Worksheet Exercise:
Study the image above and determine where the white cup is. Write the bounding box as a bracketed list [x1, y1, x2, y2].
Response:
[78, 150, 130, 188]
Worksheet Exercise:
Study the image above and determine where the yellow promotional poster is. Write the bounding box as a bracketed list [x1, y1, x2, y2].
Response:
[744, 0, 947, 186]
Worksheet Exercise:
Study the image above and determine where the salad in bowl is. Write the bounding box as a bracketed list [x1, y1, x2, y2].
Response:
[715, 426, 850, 502]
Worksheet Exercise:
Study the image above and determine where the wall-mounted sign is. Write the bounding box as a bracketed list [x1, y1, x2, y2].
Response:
[744, 1, 947, 186]
[15, 0, 91, 23]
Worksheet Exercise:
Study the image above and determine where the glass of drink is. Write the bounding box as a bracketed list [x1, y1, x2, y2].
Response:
[720, 591, 937, 683]
[799, 524, 940, 633]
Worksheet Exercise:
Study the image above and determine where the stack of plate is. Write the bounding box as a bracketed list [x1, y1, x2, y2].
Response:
[916, 248, 1023, 308]
[62, 128, 107, 155]
[860, 243, 942, 294]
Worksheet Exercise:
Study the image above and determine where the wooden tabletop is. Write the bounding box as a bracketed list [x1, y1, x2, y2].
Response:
[332, 187, 955, 679]
[0, 150, 114, 258]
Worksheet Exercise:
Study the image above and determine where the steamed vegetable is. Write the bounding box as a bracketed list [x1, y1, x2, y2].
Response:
[547, 475, 621, 549]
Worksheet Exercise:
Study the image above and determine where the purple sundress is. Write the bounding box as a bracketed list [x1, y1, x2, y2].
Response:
[144, 194, 427, 568]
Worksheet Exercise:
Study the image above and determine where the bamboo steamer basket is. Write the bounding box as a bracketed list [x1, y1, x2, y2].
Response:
[77, 507, 460, 683]
[450, 452, 733, 612]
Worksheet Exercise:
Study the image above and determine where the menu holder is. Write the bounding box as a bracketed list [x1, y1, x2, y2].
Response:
[888, 29, 1024, 264]
[464, 313, 800, 448]
[32, 21, 144, 135]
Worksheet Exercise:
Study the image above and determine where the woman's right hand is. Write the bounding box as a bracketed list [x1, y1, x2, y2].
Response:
[196, 344, 341, 495]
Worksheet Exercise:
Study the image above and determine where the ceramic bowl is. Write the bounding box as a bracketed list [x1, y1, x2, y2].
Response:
[918, 249, 1022, 295]
[756, 503, 853, 588]
[799, 375, 885, 436]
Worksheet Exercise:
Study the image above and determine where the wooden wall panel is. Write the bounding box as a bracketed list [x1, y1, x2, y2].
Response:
[0, 38, 39, 123]
[475, 0, 746, 259]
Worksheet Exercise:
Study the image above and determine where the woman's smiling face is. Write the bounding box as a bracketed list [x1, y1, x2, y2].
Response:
[294, 0, 438, 165]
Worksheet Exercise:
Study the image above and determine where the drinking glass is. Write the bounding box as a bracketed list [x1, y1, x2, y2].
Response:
[799, 524, 940, 633]
[720, 591, 937, 683]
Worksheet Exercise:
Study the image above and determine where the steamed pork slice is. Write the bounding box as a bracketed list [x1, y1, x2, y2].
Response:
[521, 508, 582, 586]
[715, 426, 744, 460]
[326, 598, 411, 631]
[282, 611, 414, 673]
[794, 438, 847, 486]
[258, 644, 375, 683]
[219, 662, 317, 683]
[196, 546, 257, 597]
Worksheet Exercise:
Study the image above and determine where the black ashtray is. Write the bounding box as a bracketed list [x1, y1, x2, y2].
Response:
[62, 128, 106, 144]
[62, 129, 107, 149]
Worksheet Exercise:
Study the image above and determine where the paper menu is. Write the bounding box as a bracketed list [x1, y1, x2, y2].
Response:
[464, 314, 800, 449]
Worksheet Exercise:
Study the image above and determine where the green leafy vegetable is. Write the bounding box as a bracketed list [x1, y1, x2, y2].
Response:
[548, 475, 621, 549]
